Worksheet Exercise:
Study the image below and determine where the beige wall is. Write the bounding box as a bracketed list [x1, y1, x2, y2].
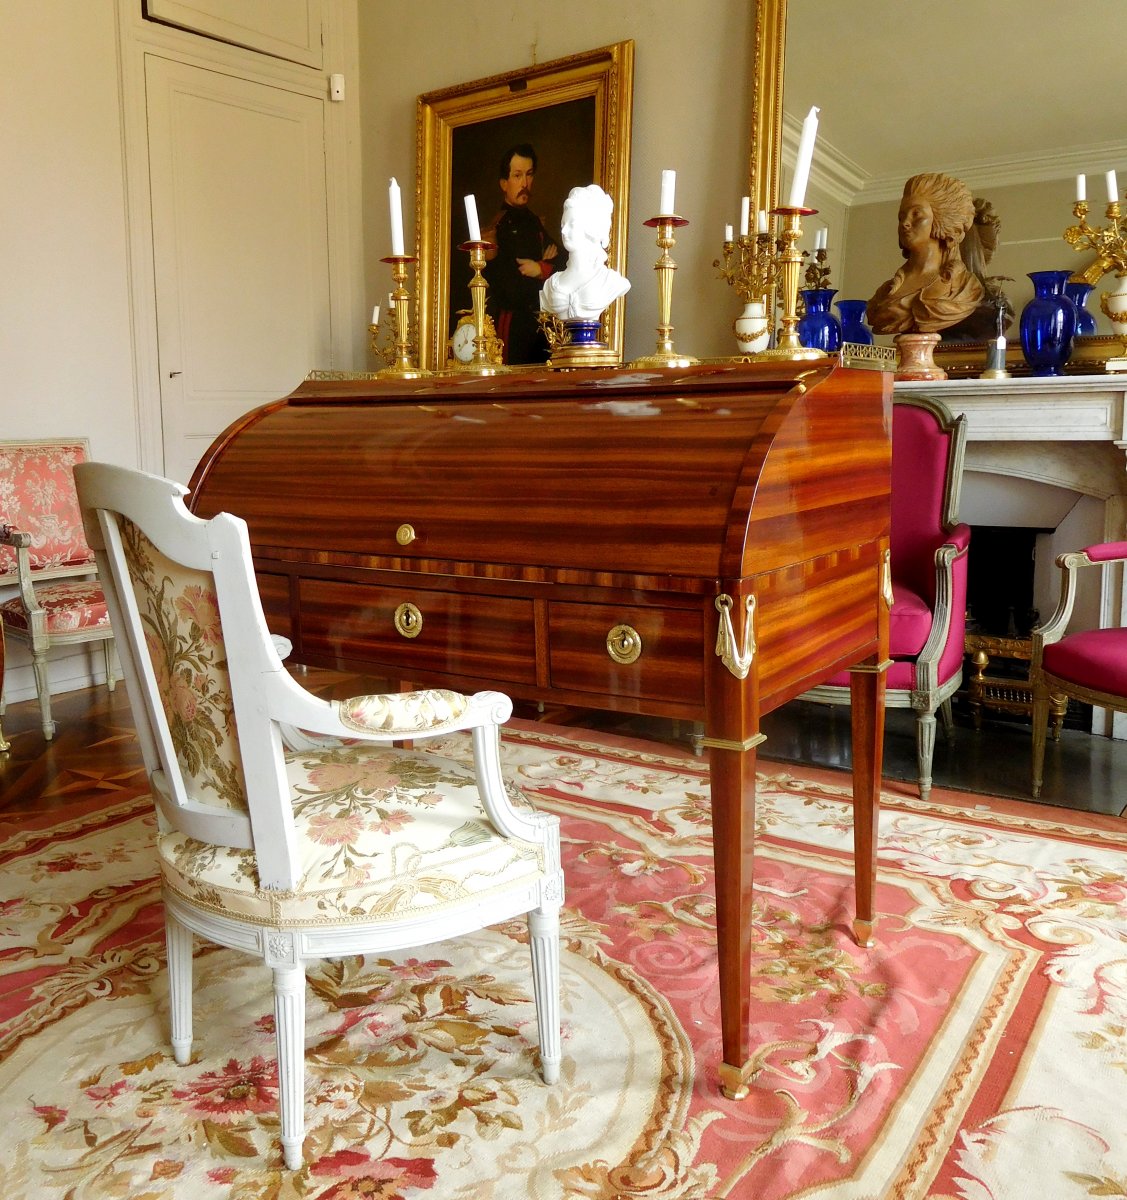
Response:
[356, 1, 758, 364]
[1, 3, 141, 464]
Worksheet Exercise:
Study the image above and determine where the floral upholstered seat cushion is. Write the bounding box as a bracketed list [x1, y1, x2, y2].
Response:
[0, 580, 110, 633]
[157, 743, 547, 927]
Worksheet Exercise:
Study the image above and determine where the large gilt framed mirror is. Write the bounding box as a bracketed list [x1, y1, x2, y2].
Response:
[751, 0, 1127, 367]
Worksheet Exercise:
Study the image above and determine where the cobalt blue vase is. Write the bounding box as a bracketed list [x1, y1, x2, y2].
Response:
[834, 298, 874, 345]
[1063, 280, 1098, 336]
[798, 288, 842, 352]
[1019, 271, 1077, 376]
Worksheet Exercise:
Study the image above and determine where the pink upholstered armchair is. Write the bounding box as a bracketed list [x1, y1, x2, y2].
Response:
[0, 440, 117, 739]
[801, 394, 970, 800]
[1031, 541, 1127, 798]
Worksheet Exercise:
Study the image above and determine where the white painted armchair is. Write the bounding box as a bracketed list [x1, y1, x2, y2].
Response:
[74, 462, 563, 1171]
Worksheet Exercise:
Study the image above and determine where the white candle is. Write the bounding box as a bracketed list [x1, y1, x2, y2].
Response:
[370, 305, 380, 326]
[739, 196, 750, 237]
[1076, 174, 1086, 203]
[1107, 170, 1120, 204]
[464, 193, 481, 241]
[815, 227, 826, 251]
[724, 224, 734, 243]
[388, 177, 404, 256]
[660, 169, 676, 215]
[757, 209, 768, 235]
[787, 105, 820, 208]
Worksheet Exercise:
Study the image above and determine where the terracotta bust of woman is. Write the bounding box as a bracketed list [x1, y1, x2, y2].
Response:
[866, 172, 984, 335]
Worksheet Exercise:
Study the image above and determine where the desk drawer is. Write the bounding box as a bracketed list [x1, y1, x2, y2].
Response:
[299, 579, 537, 684]
[548, 601, 703, 702]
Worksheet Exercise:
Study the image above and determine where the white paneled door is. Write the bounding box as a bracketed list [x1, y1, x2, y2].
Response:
[146, 56, 331, 483]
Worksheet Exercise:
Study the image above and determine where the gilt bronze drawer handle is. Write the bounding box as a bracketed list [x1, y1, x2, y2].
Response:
[396, 523, 417, 546]
[394, 601, 423, 639]
[606, 623, 643, 664]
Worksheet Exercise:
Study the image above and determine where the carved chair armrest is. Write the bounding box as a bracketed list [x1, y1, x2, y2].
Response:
[1033, 542, 1127, 658]
[0, 525, 31, 549]
[265, 666, 513, 746]
[264, 672, 553, 846]
[913, 527, 971, 694]
[0, 529, 44, 617]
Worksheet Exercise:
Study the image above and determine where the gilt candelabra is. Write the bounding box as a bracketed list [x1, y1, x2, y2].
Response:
[802, 246, 833, 290]
[1064, 193, 1127, 370]
[1064, 196, 1127, 286]
[714, 229, 778, 308]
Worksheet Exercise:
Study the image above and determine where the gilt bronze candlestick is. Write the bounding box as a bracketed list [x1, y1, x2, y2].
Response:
[755, 206, 826, 361]
[451, 240, 508, 375]
[630, 214, 698, 368]
[375, 255, 432, 380]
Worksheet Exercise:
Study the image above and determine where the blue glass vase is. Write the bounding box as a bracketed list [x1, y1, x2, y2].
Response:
[1019, 270, 1077, 376]
[1063, 280, 1098, 336]
[834, 299, 873, 345]
[798, 288, 842, 352]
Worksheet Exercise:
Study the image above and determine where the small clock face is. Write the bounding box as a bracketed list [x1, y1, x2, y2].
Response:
[452, 322, 477, 363]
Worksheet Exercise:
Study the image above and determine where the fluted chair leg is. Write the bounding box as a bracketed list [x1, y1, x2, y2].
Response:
[939, 698, 955, 740]
[916, 710, 937, 801]
[166, 914, 194, 1065]
[528, 906, 561, 1084]
[1031, 686, 1049, 800]
[272, 964, 307, 1170]
[102, 639, 117, 692]
[31, 649, 54, 740]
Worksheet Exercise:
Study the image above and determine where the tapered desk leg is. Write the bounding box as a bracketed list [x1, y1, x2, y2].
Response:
[849, 660, 887, 948]
[709, 736, 763, 1101]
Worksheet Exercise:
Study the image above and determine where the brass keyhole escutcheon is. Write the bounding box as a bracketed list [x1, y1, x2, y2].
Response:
[396, 523, 417, 546]
[606, 623, 642, 664]
[394, 601, 423, 639]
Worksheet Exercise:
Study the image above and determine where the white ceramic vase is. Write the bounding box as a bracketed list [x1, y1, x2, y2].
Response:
[1100, 274, 1127, 350]
[733, 300, 770, 355]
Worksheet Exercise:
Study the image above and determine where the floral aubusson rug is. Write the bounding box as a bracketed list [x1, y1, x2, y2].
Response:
[1, 721, 1126, 1199]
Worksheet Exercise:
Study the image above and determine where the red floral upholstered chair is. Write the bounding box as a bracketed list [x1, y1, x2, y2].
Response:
[1031, 541, 1127, 799]
[801, 394, 970, 800]
[0, 440, 116, 739]
[74, 461, 563, 1171]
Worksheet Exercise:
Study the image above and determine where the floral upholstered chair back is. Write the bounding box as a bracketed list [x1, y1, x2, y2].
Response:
[120, 516, 248, 814]
[0, 441, 95, 584]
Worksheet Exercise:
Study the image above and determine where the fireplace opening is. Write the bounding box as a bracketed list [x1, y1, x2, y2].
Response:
[962, 525, 1090, 731]
[966, 526, 1041, 637]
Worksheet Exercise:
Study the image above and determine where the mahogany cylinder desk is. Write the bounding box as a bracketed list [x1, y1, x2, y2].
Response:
[189, 359, 892, 1098]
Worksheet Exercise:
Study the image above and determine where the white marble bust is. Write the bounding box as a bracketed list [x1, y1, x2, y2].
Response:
[540, 185, 630, 322]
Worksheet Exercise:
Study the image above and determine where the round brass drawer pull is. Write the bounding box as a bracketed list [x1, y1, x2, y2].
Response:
[396, 523, 417, 546]
[606, 623, 642, 664]
[394, 601, 423, 639]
